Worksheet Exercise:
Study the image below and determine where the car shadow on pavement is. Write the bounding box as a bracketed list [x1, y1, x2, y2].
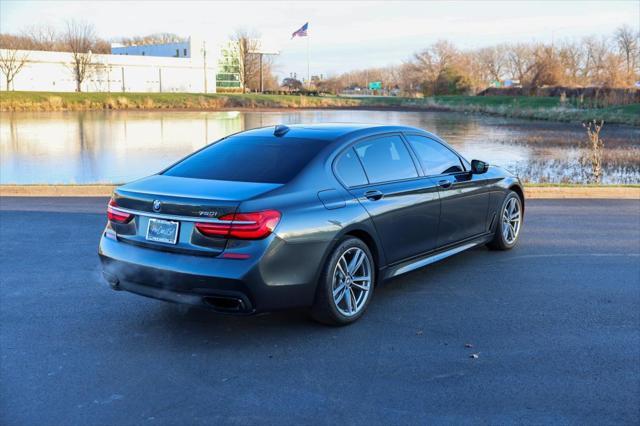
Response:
[140, 245, 494, 339]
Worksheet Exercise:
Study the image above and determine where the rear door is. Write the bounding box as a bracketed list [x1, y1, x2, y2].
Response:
[338, 134, 441, 264]
[404, 134, 490, 247]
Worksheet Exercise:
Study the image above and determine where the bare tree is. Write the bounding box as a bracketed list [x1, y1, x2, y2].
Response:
[476, 45, 508, 83]
[230, 29, 261, 92]
[21, 24, 59, 50]
[582, 36, 610, 86]
[614, 25, 639, 81]
[557, 40, 586, 86]
[0, 38, 29, 90]
[529, 44, 562, 88]
[506, 43, 536, 86]
[63, 20, 97, 92]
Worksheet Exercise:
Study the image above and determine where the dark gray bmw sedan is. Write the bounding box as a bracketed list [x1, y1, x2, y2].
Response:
[99, 123, 524, 325]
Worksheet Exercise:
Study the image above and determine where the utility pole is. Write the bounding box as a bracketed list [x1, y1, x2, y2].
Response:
[306, 36, 310, 89]
[259, 53, 263, 93]
[253, 50, 279, 93]
[202, 41, 208, 94]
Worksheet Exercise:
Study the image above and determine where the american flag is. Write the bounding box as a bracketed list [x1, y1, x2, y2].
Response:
[291, 22, 308, 39]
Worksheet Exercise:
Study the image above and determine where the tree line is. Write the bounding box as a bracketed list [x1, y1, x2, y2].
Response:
[315, 26, 639, 95]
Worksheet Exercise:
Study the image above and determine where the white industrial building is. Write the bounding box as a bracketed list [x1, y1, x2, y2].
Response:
[0, 37, 217, 93]
[111, 38, 242, 89]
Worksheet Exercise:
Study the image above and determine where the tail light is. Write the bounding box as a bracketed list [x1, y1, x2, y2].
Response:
[196, 210, 281, 240]
[107, 199, 133, 223]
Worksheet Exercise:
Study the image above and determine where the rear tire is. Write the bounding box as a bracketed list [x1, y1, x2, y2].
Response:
[488, 190, 523, 250]
[311, 237, 375, 326]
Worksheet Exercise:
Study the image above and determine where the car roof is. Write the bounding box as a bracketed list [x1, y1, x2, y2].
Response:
[235, 123, 430, 142]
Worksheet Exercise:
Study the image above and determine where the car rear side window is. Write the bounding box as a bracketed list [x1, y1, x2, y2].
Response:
[354, 135, 418, 184]
[335, 148, 368, 187]
[405, 135, 465, 175]
[163, 136, 325, 184]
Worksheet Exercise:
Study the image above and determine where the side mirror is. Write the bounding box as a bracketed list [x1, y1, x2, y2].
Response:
[471, 159, 489, 174]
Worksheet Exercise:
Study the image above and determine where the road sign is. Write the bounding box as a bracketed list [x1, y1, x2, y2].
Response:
[368, 81, 382, 90]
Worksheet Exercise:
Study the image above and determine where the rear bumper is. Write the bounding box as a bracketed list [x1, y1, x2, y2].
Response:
[98, 233, 324, 314]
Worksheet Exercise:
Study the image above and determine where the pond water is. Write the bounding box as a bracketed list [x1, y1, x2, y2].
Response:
[1, 110, 638, 184]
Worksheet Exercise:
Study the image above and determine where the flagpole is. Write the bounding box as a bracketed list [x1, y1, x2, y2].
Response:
[306, 35, 310, 90]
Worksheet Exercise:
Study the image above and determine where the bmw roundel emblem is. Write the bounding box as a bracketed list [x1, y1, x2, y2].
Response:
[152, 200, 162, 212]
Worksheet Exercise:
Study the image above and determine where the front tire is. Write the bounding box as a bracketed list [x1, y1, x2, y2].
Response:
[488, 190, 523, 250]
[311, 237, 375, 326]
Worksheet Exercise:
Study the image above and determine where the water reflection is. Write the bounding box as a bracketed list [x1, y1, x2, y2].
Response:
[0, 110, 638, 184]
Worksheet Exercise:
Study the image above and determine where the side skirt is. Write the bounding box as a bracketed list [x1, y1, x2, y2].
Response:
[382, 233, 493, 280]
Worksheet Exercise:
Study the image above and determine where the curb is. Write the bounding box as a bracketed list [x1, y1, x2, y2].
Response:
[0, 185, 116, 197]
[524, 186, 639, 199]
[1, 185, 638, 199]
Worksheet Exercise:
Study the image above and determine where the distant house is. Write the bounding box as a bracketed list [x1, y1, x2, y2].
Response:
[490, 79, 521, 88]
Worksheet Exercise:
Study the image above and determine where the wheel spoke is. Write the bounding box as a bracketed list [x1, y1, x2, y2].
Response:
[352, 275, 370, 282]
[349, 288, 358, 310]
[336, 261, 348, 280]
[347, 250, 365, 275]
[344, 288, 353, 313]
[334, 286, 347, 305]
[351, 281, 369, 291]
[333, 282, 346, 298]
[338, 257, 349, 277]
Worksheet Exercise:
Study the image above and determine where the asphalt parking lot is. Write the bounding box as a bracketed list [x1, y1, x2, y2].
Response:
[1, 197, 639, 425]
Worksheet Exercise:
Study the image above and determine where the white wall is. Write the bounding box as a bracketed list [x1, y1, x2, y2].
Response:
[0, 48, 217, 93]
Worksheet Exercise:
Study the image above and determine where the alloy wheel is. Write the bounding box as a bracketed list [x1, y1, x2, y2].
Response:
[502, 196, 521, 244]
[332, 247, 372, 317]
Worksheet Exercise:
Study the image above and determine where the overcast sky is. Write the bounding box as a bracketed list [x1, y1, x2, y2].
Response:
[1, 0, 638, 79]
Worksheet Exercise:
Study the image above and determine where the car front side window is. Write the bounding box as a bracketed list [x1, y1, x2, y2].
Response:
[405, 135, 465, 176]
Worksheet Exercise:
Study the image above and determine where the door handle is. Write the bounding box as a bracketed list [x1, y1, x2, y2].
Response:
[364, 190, 384, 201]
[438, 180, 452, 189]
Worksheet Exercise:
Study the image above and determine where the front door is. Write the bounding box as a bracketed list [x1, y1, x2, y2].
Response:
[434, 172, 491, 245]
[404, 134, 490, 247]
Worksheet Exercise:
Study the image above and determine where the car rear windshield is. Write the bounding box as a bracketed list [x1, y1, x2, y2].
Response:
[163, 136, 326, 183]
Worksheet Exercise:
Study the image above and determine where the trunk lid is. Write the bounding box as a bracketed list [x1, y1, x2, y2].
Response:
[110, 175, 282, 255]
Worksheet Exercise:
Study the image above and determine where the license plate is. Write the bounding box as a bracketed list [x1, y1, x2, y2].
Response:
[146, 218, 179, 244]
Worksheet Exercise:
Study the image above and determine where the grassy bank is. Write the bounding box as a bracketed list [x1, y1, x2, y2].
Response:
[1, 91, 638, 126]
